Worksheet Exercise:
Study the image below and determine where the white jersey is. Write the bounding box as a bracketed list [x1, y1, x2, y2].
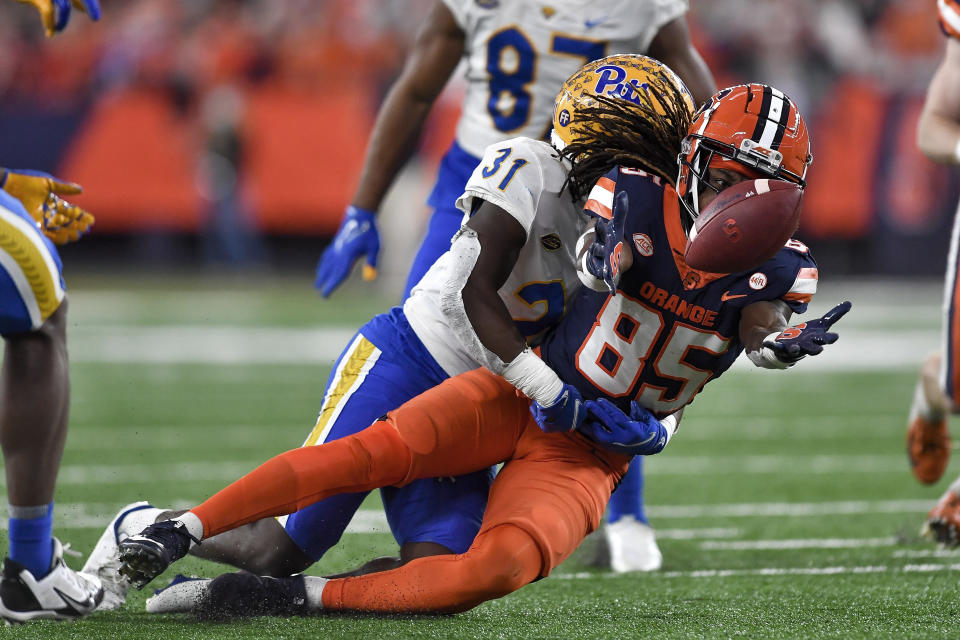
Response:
[404, 137, 590, 376]
[443, 0, 688, 157]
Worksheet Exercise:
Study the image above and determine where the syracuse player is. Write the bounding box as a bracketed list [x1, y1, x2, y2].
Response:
[904, 0, 960, 545]
[117, 83, 850, 615]
[315, 0, 716, 574]
[83, 56, 693, 612]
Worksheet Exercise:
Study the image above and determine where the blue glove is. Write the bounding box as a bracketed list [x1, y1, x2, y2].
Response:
[579, 398, 668, 456]
[584, 190, 628, 294]
[314, 206, 380, 298]
[763, 300, 852, 364]
[17, 0, 100, 37]
[530, 383, 585, 433]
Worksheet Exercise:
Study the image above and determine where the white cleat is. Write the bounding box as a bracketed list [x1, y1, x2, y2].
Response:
[0, 538, 104, 623]
[604, 516, 663, 573]
[80, 501, 157, 611]
[145, 575, 211, 614]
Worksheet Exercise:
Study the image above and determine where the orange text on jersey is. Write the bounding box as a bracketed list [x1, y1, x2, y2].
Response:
[638, 281, 717, 328]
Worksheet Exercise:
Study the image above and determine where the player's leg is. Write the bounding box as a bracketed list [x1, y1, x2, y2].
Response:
[924, 475, 960, 546]
[310, 421, 631, 614]
[907, 202, 960, 484]
[88, 312, 452, 602]
[0, 195, 102, 622]
[119, 368, 530, 588]
[603, 457, 662, 572]
[906, 351, 953, 484]
[401, 142, 481, 299]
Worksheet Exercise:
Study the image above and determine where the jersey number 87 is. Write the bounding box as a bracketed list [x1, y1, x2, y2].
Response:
[487, 27, 606, 132]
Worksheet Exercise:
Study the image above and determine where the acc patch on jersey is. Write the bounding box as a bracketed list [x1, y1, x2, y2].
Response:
[540, 233, 562, 251]
[633, 233, 654, 257]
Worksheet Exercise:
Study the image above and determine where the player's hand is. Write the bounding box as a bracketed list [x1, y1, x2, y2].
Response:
[584, 190, 628, 294]
[17, 0, 101, 37]
[314, 205, 380, 298]
[1, 169, 94, 245]
[530, 383, 585, 433]
[763, 300, 852, 364]
[580, 398, 668, 456]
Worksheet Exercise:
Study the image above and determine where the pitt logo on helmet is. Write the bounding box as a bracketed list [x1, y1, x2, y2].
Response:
[551, 54, 695, 150]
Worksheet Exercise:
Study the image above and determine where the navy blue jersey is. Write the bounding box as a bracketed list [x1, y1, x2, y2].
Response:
[540, 167, 819, 417]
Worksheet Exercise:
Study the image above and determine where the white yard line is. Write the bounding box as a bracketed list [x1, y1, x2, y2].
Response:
[647, 499, 932, 518]
[700, 537, 897, 550]
[555, 564, 960, 581]
[8, 453, 915, 489]
[62, 324, 936, 370]
[26, 499, 931, 530]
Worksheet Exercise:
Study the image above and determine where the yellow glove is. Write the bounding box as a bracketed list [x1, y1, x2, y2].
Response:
[15, 0, 101, 37]
[42, 194, 94, 245]
[1, 169, 94, 245]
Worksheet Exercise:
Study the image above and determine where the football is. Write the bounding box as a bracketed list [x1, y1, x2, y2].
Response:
[684, 179, 804, 274]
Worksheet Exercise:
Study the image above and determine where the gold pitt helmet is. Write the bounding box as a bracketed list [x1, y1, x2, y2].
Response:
[551, 54, 695, 151]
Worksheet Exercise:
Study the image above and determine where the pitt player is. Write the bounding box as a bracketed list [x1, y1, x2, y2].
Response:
[88, 56, 690, 610]
[316, 0, 716, 574]
[117, 83, 849, 616]
[905, 0, 960, 546]
[314, 0, 715, 299]
[14, 0, 99, 36]
[0, 170, 99, 623]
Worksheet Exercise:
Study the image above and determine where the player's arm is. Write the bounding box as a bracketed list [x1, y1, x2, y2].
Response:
[646, 15, 717, 107]
[917, 38, 960, 164]
[740, 299, 851, 369]
[314, 2, 465, 296]
[458, 202, 528, 363]
[441, 201, 584, 432]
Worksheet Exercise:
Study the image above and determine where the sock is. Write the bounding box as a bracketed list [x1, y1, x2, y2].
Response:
[910, 379, 947, 423]
[8, 503, 54, 578]
[606, 457, 647, 525]
[116, 505, 164, 541]
[173, 512, 204, 544]
[303, 576, 328, 610]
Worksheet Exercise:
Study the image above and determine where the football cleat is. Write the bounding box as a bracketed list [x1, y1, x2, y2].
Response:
[604, 516, 663, 573]
[906, 415, 951, 485]
[923, 483, 960, 547]
[118, 520, 199, 590]
[80, 501, 156, 610]
[193, 572, 309, 621]
[145, 574, 211, 614]
[0, 538, 103, 623]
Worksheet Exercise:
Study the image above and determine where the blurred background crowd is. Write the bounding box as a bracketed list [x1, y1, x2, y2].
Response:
[0, 0, 952, 292]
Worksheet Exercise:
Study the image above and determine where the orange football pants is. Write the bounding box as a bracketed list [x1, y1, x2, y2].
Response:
[191, 367, 630, 613]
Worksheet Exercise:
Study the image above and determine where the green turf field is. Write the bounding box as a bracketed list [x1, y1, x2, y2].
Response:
[4, 276, 959, 639]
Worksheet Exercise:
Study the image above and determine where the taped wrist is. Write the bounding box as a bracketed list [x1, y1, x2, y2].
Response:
[502, 348, 564, 406]
[746, 331, 795, 370]
[660, 413, 680, 445]
[575, 230, 607, 293]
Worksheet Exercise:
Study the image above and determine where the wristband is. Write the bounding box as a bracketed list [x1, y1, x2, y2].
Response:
[660, 413, 679, 445]
[502, 348, 564, 406]
[746, 331, 794, 370]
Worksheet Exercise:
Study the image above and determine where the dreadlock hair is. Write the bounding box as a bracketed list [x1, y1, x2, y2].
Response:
[560, 71, 694, 202]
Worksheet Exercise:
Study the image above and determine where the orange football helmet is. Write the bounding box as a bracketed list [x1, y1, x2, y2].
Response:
[676, 84, 812, 220]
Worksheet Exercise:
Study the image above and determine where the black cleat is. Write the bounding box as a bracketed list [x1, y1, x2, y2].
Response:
[118, 520, 200, 590]
[0, 538, 103, 623]
[193, 572, 308, 621]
